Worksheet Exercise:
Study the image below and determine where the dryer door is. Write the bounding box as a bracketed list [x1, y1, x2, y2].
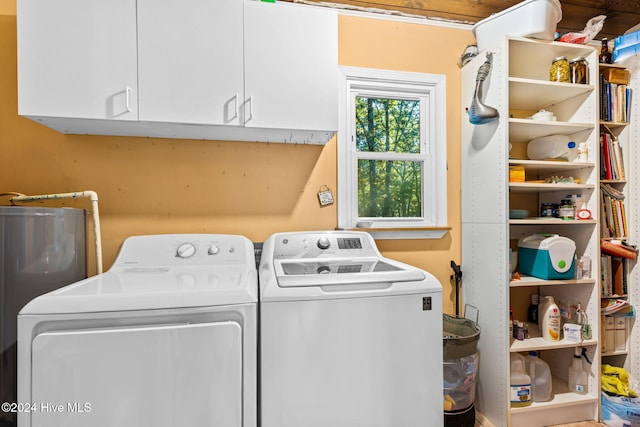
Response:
[29, 321, 242, 427]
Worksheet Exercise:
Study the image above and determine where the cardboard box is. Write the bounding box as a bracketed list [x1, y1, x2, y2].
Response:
[603, 316, 615, 353]
[602, 67, 630, 85]
[472, 0, 561, 52]
[614, 317, 627, 352]
[509, 165, 525, 182]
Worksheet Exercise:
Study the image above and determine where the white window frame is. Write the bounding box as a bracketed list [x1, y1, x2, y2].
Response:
[338, 66, 447, 238]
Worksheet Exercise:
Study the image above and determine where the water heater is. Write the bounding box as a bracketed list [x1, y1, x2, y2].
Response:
[0, 206, 86, 427]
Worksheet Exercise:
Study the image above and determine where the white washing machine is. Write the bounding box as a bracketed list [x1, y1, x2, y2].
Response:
[258, 231, 443, 427]
[17, 234, 257, 427]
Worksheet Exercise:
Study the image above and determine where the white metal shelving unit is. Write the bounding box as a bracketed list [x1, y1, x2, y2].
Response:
[628, 56, 640, 380]
[599, 55, 640, 382]
[461, 37, 600, 427]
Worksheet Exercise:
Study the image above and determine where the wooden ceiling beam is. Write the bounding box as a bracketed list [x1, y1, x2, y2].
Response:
[284, 0, 640, 41]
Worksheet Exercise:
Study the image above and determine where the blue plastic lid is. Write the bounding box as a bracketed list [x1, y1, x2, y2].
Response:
[568, 141, 576, 149]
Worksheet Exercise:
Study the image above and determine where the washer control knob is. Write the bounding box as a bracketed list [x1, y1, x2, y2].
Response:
[176, 242, 196, 259]
[208, 244, 220, 255]
[317, 265, 331, 274]
[317, 236, 331, 250]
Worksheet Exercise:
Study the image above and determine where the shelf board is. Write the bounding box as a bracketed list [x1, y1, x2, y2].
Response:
[510, 323, 597, 352]
[509, 78, 595, 110]
[509, 219, 597, 225]
[601, 179, 627, 184]
[510, 276, 596, 288]
[509, 182, 594, 193]
[509, 118, 594, 143]
[510, 376, 598, 413]
[601, 294, 628, 299]
[508, 159, 595, 174]
[599, 63, 627, 70]
[600, 120, 628, 128]
[602, 350, 628, 356]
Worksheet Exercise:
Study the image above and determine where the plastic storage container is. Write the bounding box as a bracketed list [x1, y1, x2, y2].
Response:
[472, 0, 562, 52]
[527, 134, 577, 161]
[518, 234, 576, 280]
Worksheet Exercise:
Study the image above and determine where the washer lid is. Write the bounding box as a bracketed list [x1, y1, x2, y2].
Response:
[20, 266, 258, 315]
[274, 258, 425, 287]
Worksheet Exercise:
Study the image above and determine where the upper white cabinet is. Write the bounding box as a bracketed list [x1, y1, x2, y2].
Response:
[137, 0, 244, 127]
[17, 0, 138, 121]
[17, 0, 338, 144]
[243, 0, 338, 133]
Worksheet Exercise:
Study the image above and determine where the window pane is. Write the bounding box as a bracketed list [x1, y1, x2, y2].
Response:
[355, 97, 420, 153]
[357, 159, 422, 218]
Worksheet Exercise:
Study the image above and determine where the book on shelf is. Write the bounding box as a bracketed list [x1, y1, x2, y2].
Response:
[601, 183, 628, 239]
[601, 255, 629, 298]
[601, 298, 630, 315]
[600, 73, 633, 123]
[600, 131, 626, 181]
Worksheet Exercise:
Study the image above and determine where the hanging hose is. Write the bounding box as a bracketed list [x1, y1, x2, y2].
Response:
[450, 260, 463, 317]
[468, 52, 499, 125]
[7, 191, 103, 274]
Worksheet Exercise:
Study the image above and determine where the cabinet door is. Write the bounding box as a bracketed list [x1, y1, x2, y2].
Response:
[17, 0, 138, 121]
[244, 1, 338, 132]
[137, 0, 244, 126]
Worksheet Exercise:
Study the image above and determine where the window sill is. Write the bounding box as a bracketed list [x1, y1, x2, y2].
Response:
[337, 226, 451, 240]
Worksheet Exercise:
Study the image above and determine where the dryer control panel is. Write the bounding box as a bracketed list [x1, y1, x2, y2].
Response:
[112, 234, 254, 268]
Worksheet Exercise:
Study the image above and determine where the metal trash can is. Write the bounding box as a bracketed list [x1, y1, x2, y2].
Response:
[443, 312, 480, 427]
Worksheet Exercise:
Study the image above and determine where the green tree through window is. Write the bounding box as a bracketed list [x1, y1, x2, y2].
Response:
[355, 97, 422, 218]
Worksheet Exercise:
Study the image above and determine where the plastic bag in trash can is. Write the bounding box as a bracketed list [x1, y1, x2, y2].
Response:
[444, 352, 479, 411]
[443, 314, 481, 360]
[602, 392, 640, 426]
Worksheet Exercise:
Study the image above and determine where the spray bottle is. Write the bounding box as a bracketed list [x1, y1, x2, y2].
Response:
[568, 347, 588, 394]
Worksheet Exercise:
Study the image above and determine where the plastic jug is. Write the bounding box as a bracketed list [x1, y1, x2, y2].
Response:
[510, 354, 532, 407]
[524, 351, 552, 401]
[527, 134, 577, 161]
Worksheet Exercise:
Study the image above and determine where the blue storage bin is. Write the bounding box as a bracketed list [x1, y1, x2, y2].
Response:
[518, 234, 575, 280]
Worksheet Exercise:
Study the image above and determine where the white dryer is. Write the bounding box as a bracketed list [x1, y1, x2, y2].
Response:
[17, 234, 257, 427]
[258, 231, 443, 427]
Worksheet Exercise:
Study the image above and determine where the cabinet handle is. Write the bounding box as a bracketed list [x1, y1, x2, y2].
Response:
[233, 93, 239, 120]
[125, 86, 132, 113]
[246, 96, 253, 123]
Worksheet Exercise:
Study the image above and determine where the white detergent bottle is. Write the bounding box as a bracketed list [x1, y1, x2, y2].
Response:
[538, 296, 550, 327]
[524, 351, 552, 401]
[568, 348, 588, 394]
[541, 296, 561, 341]
[510, 356, 532, 407]
[527, 134, 577, 161]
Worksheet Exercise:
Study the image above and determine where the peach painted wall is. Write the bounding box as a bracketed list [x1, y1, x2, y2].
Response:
[0, 2, 474, 314]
